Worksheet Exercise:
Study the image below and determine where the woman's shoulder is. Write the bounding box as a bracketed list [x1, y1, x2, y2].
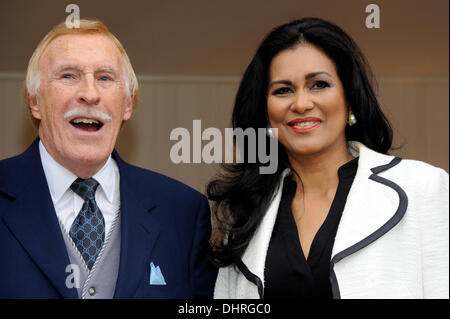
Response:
[395, 158, 449, 195]
[371, 155, 449, 208]
[353, 142, 448, 196]
[397, 157, 448, 177]
[381, 152, 447, 183]
[353, 141, 448, 180]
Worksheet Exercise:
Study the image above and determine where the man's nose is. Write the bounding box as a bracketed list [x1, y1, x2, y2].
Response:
[77, 75, 100, 106]
[290, 91, 314, 113]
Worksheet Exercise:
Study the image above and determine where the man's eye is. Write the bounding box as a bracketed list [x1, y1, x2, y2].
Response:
[99, 76, 111, 81]
[273, 87, 292, 95]
[311, 81, 330, 90]
[62, 74, 74, 79]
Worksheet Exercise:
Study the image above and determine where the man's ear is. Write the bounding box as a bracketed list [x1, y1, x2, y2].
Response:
[29, 95, 42, 120]
[122, 95, 134, 121]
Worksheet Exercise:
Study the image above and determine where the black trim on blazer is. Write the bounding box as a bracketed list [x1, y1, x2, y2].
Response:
[236, 259, 264, 299]
[329, 157, 408, 299]
[233, 157, 408, 299]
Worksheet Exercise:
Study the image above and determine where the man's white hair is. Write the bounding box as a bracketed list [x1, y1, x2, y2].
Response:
[24, 19, 139, 128]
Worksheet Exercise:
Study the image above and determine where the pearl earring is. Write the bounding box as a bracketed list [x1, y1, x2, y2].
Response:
[266, 126, 275, 138]
[348, 112, 357, 126]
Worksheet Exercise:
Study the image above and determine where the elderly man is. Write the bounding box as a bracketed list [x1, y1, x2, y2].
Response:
[0, 19, 217, 298]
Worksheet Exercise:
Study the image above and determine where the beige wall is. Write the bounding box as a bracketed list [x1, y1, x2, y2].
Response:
[0, 0, 448, 77]
[0, 0, 448, 192]
[0, 74, 447, 193]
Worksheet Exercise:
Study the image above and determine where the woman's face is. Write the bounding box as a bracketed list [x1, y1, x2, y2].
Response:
[267, 44, 348, 159]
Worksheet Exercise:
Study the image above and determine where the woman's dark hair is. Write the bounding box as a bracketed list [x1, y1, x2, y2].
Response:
[207, 17, 393, 267]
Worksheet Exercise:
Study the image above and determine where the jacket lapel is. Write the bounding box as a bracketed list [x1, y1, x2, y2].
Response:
[112, 151, 161, 298]
[231, 142, 408, 299]
[330, 142, 408, 297]
[1, 139, 78, 299]
[238, 169, 291, 298]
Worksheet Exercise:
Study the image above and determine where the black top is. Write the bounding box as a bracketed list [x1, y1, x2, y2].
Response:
[264, 157, 358, 299]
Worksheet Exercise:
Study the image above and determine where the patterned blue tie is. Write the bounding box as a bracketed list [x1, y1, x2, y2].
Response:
[69, 178, 105, 271]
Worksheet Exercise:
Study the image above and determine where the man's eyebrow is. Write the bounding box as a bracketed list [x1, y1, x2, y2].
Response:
[52, 65, 119, 74]
[96, 67, 118, 74]
[53, 65, 80, 73]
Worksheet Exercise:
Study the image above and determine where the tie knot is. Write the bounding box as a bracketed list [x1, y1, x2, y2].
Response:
[70, 178, 99, 201]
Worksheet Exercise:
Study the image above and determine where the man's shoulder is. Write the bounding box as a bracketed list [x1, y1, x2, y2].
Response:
[117, 160, 205, 202]
[0, 139, 38, 174]
[0, 150, 31, 178]
[0, 149, 36, 201]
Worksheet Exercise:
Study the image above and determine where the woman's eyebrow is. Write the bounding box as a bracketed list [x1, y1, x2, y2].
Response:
[268, 79, 292, 88]
[305, 71, 334, 80]
[269, 71, 335, 88]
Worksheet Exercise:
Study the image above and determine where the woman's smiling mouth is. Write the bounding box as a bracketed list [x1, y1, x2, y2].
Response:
[287, 117, 322, 133]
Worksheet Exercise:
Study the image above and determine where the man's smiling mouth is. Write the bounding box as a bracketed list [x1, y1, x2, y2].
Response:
[70, 118, 104, 132]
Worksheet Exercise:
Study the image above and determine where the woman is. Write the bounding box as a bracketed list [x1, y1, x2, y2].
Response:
[207, 18, 448, 299]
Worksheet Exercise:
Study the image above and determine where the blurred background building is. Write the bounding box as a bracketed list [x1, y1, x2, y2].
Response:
[0, 0, 448, 193]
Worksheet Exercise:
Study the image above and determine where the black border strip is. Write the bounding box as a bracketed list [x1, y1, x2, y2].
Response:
[236, 259, 264, 299]
[329, 157, 408, 298]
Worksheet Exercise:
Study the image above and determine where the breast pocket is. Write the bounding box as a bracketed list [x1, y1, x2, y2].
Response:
[141, 261, 183, 298]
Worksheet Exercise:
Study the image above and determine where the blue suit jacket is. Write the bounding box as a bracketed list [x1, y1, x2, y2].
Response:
[0, 139, 217, 298]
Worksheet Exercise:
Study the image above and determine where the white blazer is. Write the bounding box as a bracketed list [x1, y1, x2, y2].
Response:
[214, 142, 449, 299]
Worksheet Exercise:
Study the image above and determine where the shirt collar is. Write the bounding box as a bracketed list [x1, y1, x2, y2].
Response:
[92, 154, 118, 204]
[39, 140, 118, 204]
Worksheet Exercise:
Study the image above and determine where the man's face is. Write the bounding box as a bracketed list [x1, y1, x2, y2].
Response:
[31, 33, 133, 176]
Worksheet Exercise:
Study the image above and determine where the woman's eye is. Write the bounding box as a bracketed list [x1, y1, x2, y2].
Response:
[273, 87, 292, 95]
[311, 80, 330, 90]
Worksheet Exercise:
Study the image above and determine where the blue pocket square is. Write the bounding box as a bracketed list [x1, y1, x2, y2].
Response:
[149, 262, 167, 285]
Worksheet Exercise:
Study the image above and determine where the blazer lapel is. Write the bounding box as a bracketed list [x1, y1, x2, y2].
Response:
[1, 139, 78, 299]
[112, 152, 161, 298]
[238, 169, 291, 298]
[330, 142, 408, 297]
